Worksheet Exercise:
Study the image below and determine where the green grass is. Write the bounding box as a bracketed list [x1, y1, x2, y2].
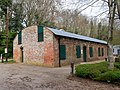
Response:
[0, 59, 15, 63]
[75, 61, 120, 84]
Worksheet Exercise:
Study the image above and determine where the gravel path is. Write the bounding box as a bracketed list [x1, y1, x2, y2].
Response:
[0, 63, 119, 90]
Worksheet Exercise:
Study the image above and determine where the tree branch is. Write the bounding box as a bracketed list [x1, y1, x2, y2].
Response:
[77, 0, 99, 14]
[94, 10, 108, 17]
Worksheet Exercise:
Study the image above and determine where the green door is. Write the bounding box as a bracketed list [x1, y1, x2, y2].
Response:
[83, 46, 87, 62]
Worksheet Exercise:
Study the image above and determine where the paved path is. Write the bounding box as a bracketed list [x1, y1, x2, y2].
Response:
[0, 63, 119, 90]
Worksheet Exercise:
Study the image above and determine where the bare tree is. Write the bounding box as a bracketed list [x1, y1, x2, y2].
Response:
[14, 0, 61, 27]
[67, 0, 120, 69]
[116, 0, 120, 19]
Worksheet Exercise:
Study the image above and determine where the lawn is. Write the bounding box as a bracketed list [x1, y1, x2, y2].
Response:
[0, 59, 15, 63]
[75, 61, 120, 85]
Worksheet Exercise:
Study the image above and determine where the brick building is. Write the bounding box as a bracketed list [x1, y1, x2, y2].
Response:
[113, 45, 120, 55]
[13, 25, 108, 67]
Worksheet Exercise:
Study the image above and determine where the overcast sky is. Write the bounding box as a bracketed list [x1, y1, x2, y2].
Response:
[61, 0, 109, 19]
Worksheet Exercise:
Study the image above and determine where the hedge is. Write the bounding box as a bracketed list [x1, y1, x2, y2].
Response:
[75, 62, 120, 84]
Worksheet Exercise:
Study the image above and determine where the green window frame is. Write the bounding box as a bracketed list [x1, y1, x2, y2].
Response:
[18, 31, 22, 44]
[98, 47, 100, 57]
[38, 26, 43, 42]
[76, 45, 81, 58]
[102, 48, 104, 56]
[60, 45, 66, 60]
[89, 47, 93, 57]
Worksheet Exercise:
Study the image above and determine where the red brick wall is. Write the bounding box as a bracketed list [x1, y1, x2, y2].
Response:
[54, 36, 108, 67]
[13, 26, 55, 67]
[44, 28, 54, 66]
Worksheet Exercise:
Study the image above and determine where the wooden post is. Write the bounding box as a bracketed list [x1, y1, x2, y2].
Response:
[5, 7, 9, 62]
[71, 62, 74, 75]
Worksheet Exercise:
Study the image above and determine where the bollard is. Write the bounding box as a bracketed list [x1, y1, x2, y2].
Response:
[71, 62, 74, 75]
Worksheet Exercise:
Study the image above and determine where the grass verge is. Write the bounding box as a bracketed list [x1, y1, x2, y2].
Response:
[0, 59, 15, 63]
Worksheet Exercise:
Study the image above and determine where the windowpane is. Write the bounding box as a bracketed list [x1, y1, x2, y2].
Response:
[98, 48, 100, 56]
[18, 31, 22, 44]
[89, 47, 93, 57]
[60, 45, 66, 60]
[76, 46, 81, 58]
[38, 26, 43, 42]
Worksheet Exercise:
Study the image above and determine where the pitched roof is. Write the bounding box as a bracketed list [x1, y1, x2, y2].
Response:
[47, 27, 107, 45]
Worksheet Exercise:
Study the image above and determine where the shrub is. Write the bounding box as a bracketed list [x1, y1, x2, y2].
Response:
[75, 64, 100, 79]
[75, 62, 109, 79]
[114, 62, 120, 70]
[75, 61, 120, 84]
[95, 71, 120, 84]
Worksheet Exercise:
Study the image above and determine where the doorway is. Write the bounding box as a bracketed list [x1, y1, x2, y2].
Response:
[20, 47, 24, 63]
[83, 46, 87, 62]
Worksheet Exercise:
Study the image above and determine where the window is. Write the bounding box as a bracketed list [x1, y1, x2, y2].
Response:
[98, 48, 100, 56]
[102, 48, 104, 56]
[89, 47, 93, 57]
[18, 31, 22, 44]
[113, 49, 114, 52]
[118, 49, 120, 55]
[60, 45, 66, 60]
[38, 26, 43, 42]
[76, 45, 81, 58]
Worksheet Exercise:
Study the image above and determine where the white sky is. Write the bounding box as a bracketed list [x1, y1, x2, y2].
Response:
[61, 0, 109, 19]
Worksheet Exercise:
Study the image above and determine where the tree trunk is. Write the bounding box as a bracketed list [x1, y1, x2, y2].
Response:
[108, 44, 114, 69]
[116, 0, 120, 19]
[108, 0, 116, 70]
